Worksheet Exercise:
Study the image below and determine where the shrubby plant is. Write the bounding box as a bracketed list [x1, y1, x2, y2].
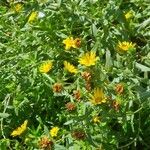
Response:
[0, 0, 150, 149]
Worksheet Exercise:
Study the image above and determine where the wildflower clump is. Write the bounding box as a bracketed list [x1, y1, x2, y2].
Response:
[1, 0, 149, 149]
[11, 120, 28, 137]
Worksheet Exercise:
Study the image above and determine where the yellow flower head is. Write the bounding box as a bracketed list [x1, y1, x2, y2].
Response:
[93, 116, 100, 123]
[50, 127, 59, 137]
[117, 41, 136, 53]
[11, 120, 28, 137]
[125, 11, 133, 20]
[64, 61, 77, 74]
[79, 51, 98, 67]
[14, 3, 22, 12]
[62, 37, 77, 50]
[28, 11, 38, 23]
[90, 88, 106, 105]
[39, 60, 53, 73]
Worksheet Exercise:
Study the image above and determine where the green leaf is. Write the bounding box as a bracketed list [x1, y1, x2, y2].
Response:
[64, 119, 73, 125]
[91, 23, 98, 37]
[54, 144, 66, 150]
[140, 91, 150, 100]
[105, 50, 112, 70]
[135, 62, 150, 72]
[0, 113, 10, 119]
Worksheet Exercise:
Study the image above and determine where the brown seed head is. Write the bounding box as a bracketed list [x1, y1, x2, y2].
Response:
[112, 100, 120, 111]
[39, 136, 53, 150]
[52, 83, 63, 93]
[115, 83, 124, 94]
[74, 38, 81, 48]
[73, 90, 81, 101]
[85, 81, 91, 91]
[65, 102, 76, 111]
[72, 130, 86, 140]
[81, 71, 91, 81]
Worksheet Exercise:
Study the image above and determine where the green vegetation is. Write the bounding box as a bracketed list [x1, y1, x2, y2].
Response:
[0, 0, 150, 149]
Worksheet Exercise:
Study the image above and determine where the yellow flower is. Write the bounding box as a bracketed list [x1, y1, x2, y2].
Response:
[117, 41, 136, 53]
[93, 116, 100, 123]
[50, 127, 59, 137]
[62, 37, 77, 50]
[78, 51, 98, 67]
[11, 120, 28, 137]
[125, 11, 133, 20]
[64, 61, 77, 74]
[90, 88, 106, 105]
[14, 3, 22, 12]
[28, 11, 38, 23]
[39, 60, 53, 73]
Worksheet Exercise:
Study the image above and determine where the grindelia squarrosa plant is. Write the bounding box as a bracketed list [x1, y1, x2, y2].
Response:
[0, 0, 150, 149]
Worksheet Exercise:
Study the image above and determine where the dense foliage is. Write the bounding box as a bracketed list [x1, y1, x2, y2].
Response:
[0, 0, 150, 149]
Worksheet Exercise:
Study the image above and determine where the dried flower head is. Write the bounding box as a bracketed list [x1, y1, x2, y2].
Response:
[81, 71, 91, 81]
[52, 83, 63, 93]
[74, 38, 81, 48]
[11, 120, 28, 137]
[85, 81, 91, 91]
[65, 102, 76, 111]
[115, 83, 124, 94]
[39, 136, 53, 150]
[72, 130, 86, 140]
[112, 100, 120, 111]
[73, 90, 81, 101]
